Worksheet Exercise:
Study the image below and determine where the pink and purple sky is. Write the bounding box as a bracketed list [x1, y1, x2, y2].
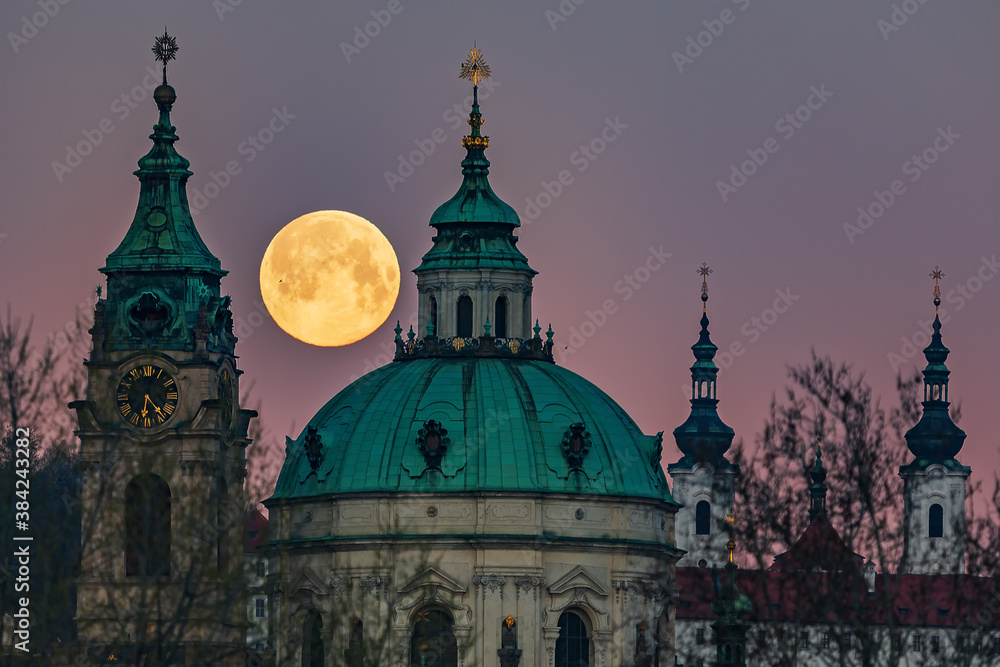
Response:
[3, 2, 999, 500]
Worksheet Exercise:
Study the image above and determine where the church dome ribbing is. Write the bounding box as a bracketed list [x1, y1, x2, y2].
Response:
[271, 356, 671, 501]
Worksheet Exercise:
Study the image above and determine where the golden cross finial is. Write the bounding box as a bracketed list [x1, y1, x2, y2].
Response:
[459, 46, 491, 87]
[152, 28, 178, 84]
[930, 266, 944, 312]
[504, 614, 515, 628]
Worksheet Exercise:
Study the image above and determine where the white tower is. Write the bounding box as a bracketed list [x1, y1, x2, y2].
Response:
[899, 274, 970, 575]
[668, 267, 738, 568]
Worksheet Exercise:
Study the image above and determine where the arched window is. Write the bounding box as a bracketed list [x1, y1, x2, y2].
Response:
[410, 608, 457, 666]
[302, 611, 324, 667]
[555, 610, 590, 666]
[456, 295, 473, 338]
[695, 500, 711, 535]
[929, 503, 944, 538]
[125, 474, 171, 577]
[494, 296, 508, 338]
[429, 296, 438, 336]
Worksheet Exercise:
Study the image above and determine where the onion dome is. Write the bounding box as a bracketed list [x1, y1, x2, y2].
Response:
[672, 265, 735, 469]
[903, 269, 967, 468]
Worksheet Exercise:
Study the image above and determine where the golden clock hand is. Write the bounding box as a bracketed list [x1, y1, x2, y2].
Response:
[141, 394, 152, 418]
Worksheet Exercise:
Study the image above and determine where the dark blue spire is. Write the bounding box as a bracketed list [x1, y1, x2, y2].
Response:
[903, 270, 967, 468]
[673, 265, 735, 469]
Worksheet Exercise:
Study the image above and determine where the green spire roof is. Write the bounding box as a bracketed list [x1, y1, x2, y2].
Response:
[103, 68, 223, 276]
[417, 65, 534, 276]
[672, 268, 735, 470]
[428, 85, 521, 229]
[903, 275, 967, 470]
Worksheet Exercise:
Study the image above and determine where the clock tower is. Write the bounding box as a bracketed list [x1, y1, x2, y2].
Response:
[70, 33, 256, 665]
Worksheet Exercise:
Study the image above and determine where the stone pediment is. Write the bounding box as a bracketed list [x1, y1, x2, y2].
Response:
[397, 565, 467, 595]
[289, 567, 327, 596]
[547, 565, 609, 597]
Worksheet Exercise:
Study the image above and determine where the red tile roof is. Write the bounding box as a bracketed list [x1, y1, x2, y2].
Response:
[244, 507, 269, 553]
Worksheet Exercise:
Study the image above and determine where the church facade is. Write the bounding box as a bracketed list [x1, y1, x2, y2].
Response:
[73, 42, 684, 667]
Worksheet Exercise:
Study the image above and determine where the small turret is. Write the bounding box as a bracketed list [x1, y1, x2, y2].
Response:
[672, 264, 736, 468]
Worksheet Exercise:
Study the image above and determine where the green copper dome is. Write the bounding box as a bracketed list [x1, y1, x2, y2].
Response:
[271, 357, 672, 502]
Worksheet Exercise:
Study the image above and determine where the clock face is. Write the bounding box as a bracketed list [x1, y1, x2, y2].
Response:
[218, 368, 235, 430]
[116, 364, 178, 428]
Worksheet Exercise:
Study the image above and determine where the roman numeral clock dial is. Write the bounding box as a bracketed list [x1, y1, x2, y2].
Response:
[116, 364, 178, 428]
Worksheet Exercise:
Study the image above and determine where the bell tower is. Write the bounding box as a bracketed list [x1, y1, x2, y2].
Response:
[71, 32, 256, 665]
[899, 268, 970, 575]
[668, 265, 738, 567]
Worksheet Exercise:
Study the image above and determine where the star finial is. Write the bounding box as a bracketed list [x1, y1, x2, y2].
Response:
[930, 266, 944, 312]
[459, 45, 491, 87]
[152, 28, 178, 84]
[698, 263, 712, 311]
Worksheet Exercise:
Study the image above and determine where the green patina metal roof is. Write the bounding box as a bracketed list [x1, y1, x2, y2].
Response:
[103, 83, 224, 276]
[416, 87, 534, 276]
[271, 357, 673, 502]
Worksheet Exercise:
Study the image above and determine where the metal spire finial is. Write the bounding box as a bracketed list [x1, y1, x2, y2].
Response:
[152, 28, 178, 85]
[459, 45, 491, 87]
[698, 263, 712, 312]
[930, 266, 944, 312]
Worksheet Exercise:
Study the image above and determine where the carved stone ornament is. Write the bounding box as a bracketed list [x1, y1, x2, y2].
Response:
[560, 422, 592, 470]
[416, 419, 450, 469]
[359, 575, 387, 600]
[472, 574, 506, 599]
[514, 576, 546, 600]
[303, 425, 324, 473]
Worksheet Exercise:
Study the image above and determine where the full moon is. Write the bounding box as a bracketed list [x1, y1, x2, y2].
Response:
[260, 210, 400, 347]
